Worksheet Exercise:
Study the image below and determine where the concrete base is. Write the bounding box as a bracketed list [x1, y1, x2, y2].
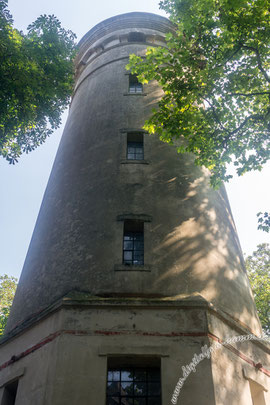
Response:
[0, 293, 269, 405]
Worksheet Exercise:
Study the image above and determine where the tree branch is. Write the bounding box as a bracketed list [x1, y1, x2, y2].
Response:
[230, 114, 264, 136]
[202, 97, 229, 133]
[220, 44, 243, 67]
[230, 91, 270, 97]
[242, 45, 270, 83]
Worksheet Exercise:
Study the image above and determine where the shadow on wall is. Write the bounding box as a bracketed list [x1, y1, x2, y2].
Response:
[4, 68, 261, 339]
[150, 155, 259, 333]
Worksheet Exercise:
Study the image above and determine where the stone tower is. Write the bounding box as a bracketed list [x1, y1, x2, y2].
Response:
[0, 12, 269, 405]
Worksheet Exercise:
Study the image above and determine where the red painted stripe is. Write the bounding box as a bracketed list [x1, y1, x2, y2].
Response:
[0, 330, 62, 371]
[94, 330, 208, 337]
[0, 329, 269, 378]
[207, 335, 270, 378]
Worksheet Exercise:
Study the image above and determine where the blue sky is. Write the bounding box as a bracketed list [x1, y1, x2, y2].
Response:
[0, 0, 269, 279]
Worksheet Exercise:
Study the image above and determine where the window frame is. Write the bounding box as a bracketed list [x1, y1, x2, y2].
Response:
[106, 366, 161, 405]
[1, 379, 19, 405]
[249, 380, 266, 405]
[127, 133, 144, 161]
[123, 221, 144, 266]
[129, 74, 143, 94]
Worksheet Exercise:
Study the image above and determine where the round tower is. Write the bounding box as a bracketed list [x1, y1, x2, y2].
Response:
[1, 13, 269, 405]
[5, 12, 260, 336]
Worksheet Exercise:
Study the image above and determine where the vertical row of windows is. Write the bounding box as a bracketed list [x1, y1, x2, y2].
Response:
[124, 65, 145, 264]
[123, 131, 145, 265]
[107, 61, 158, 403]
[123, 62, 147, 265]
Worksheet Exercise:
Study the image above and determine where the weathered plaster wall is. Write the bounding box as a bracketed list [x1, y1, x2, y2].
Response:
[5, 13, 261, 338]
[1, 301, 269, 405]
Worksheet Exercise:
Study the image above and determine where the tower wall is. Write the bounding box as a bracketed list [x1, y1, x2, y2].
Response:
[5, 13, 260, 336]
[1, 299, 270, 405]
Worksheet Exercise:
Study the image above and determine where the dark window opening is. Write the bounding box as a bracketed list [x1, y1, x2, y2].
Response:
[1, 380, 18, 405]
[106, 366, 161, 405]
[129, 75, 143, 94]
[128, 32, 146, 43]
[127, 133, 144, 160]
[123, 221, 144, 266]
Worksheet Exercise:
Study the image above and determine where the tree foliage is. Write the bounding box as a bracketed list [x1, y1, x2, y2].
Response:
[257, 212, 270, 233]
[0, 0, 77, 163]
[245, 244, 270, 335]
[127, 0, 270, 188]
[0, 274, 17, 336]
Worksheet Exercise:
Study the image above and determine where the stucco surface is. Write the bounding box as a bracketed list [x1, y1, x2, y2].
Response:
[5, 13, 261, 338]
[1, 300, 269, 404]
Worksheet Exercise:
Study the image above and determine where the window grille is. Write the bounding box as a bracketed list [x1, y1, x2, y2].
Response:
[106, 367, 161, 405]
[127, 133, 144, 160]
[129, 75, 143, 93]
[123, 221, 144, 266]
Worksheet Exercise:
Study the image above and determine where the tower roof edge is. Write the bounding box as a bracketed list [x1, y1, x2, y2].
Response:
[78, 12, 174, 48]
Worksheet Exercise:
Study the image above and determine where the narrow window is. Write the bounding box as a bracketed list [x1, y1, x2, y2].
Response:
[129, 74, 143, 94]
[123, 220, 144, 266]
[128, 32, 146, 43]
[127, 133, 144, 160]
[106, 366, 161, 405]
[1, 380, 18, 405]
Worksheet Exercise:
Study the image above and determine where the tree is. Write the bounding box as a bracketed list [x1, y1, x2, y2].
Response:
[0, 274, 17, 336]
[0, 0, 77, 163]
[127, 0, 270, 189]
[245, 244, 270, 336]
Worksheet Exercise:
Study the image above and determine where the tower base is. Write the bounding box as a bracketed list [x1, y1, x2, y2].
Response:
[1, 293, 269, 405]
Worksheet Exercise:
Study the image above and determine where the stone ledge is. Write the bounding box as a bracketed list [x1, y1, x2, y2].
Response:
[98, 345, 169, 357]
[120, 128, 148, 134]
[2, 291, 270, 357]
[243, 365, 269, 391]
[0, 367, 25, 387]
[114, 264, 151, 272]
[123, 92, 147, 96]
[116, 213, 152, 222]
[120, 159, 150, 165]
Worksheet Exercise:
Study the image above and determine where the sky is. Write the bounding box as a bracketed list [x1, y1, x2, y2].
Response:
[0, 0, 269, 280]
